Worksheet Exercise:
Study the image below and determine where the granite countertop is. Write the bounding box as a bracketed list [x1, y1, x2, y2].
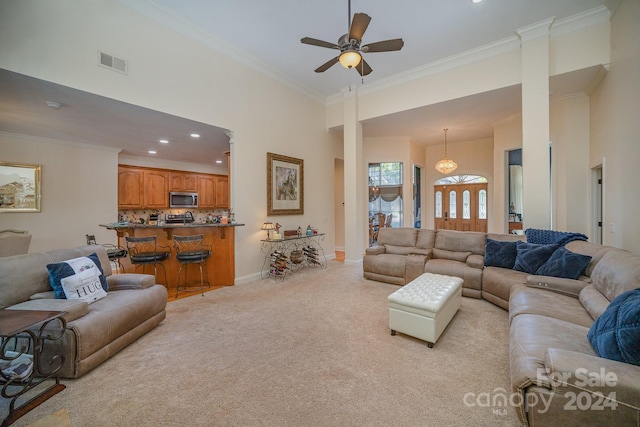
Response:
[100, 223, 245, 229]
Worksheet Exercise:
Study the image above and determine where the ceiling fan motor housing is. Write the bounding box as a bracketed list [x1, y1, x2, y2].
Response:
[338, 34, 359, 51]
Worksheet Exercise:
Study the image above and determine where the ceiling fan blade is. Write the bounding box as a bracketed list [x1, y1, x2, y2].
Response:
[356, 58, 373, 76]
[315, 56, 340, 73]
[301, 37, 340, 49]
[348, 13, 371, 42]
[362, 38, 405, 53]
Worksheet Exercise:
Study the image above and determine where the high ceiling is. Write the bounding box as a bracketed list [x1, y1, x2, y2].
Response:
[1, 0, 610, 164]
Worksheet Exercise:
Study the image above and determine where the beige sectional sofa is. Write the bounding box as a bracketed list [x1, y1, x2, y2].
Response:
[363, 228, 486, 298]
[364, 227, 640, 426]
[0, 245, 168, 378]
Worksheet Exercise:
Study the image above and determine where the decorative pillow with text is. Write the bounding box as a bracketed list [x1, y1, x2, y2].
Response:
[47, 253, 108, 304]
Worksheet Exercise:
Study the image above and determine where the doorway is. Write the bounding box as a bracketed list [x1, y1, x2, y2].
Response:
[592, 165, 603, 245]
[413, 165, 422, 228]
[433, 175, 488, 232]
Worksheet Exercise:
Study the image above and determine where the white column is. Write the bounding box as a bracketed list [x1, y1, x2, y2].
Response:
[518, 18, 554, 230]
[342, 88, 364, 264]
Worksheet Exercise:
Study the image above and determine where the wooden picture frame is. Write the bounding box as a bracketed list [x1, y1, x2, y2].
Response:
[267, 152, 303, 215]
[0, 162, 41, 212]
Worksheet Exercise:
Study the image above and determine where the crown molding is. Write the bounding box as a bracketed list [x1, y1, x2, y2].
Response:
[550, 5, 610, 37]
[327, 6, 610, 106]
[517, 17, 555, 41]
[117, 0, 325, 104]
[327, 36, 521, 105]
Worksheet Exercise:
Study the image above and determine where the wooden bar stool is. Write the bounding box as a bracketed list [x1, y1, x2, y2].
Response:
[173, 234, 212, 297]
[125, 236, 170, 287]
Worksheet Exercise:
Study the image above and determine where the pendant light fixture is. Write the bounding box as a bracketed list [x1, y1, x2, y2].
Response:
[434, 128, 458, 175]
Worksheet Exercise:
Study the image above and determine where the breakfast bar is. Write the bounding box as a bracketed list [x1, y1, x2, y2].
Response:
[100, 222, 244, 291]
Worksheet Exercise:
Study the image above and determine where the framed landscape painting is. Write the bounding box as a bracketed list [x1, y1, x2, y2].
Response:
[267, 152, 303, 215]
[0, 162, 41, 212]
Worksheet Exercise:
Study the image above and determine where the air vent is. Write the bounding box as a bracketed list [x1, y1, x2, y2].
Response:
[98, 51, 128, 74]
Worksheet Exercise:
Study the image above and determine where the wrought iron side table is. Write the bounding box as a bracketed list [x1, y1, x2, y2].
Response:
[1, 310, 67, 426]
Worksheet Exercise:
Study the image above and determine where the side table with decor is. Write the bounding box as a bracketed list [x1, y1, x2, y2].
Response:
[260, 233, 327, 281]
[0, 310, 67, 427]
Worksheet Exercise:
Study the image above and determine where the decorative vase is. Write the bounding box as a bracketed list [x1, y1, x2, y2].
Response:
[290, 250, 304, 264]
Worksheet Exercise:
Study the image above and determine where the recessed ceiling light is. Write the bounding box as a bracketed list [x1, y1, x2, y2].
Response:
[190, 133, 200, 138]
[215, 160, 223, 164]
[159, 139, 169, 144]
[46, 101, 61, 109]
[148, 150, 157, 154]
[472, 0, 482, 3]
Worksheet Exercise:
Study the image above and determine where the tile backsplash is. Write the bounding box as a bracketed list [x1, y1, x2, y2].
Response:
[118, 208, 229, 224]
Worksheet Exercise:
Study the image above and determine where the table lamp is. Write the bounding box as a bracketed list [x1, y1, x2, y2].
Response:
[262, 222, 275, 239]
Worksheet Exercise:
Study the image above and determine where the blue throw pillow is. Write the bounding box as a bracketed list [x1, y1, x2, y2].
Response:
[587, 288, 640, 366]
[513, 241, 559, 274]
[484, 239, 518, 269]
[47, 253, 108, 303]
[536, 246, 592, 279]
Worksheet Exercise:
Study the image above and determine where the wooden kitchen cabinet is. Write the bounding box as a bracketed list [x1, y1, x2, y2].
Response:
[169, 172, 198, 192]
[143, 170, 169, 208]
[118, 167, 143, 209]
[215, 175, 229, 208]
[197, 175, 217, 208]
[119, 165, 227, 210]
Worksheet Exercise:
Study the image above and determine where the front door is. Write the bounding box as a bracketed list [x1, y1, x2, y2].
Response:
[434, 183, 488, 231]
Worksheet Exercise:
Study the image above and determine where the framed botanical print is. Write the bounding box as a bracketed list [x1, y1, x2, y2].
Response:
[267, 152, 303, 215]
[0, 162, 41, 212]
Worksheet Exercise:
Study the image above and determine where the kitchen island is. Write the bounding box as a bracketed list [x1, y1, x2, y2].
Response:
[100, 222, 244, 292]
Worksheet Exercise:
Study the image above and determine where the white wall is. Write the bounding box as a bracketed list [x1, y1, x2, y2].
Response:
[0, 133, 119, 252]
[0, 0, 337, 279]
[550, 95, 591, 234]
[590, 0, 640, 254]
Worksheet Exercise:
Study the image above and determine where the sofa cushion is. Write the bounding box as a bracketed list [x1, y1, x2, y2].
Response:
[362, 254, 407, 278]
[510, 314, 596, 396]
[484, 239, 518, 268]
[536, 246, 592, 279]
[590, 249, 640, 302]
[513, 241, 559, 274]
[509, 284, 594, 328]
[377, 227, 418, 248]
[431, 248, 471, 262]
[385, 244, 422, 256]
[416, 229, 436, 249]
[587, 288, 640, 366]
[47, 253, 108, 304]
[481, 267, 528, 309]
[564, 240, 612, 277]
[435, 230, 486, 255]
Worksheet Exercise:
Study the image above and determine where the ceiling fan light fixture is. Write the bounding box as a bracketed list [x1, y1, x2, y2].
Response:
[339, 50, 361, 69]
[435, 128, 458, 175]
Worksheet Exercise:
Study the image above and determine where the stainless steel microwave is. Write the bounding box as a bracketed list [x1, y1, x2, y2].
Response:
[169, 192, 198, 208]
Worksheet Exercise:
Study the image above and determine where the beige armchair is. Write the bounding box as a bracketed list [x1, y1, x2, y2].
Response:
[0, 229, 32, 257]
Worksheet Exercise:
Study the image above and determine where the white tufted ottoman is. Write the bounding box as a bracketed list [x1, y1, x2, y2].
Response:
[388, 272, 463, 347]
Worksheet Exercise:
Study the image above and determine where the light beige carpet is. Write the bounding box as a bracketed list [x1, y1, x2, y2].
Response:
[4, 262, 519, 426]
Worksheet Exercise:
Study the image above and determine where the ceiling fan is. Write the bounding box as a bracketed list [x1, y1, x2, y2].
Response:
[300, 0, 404, 76]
